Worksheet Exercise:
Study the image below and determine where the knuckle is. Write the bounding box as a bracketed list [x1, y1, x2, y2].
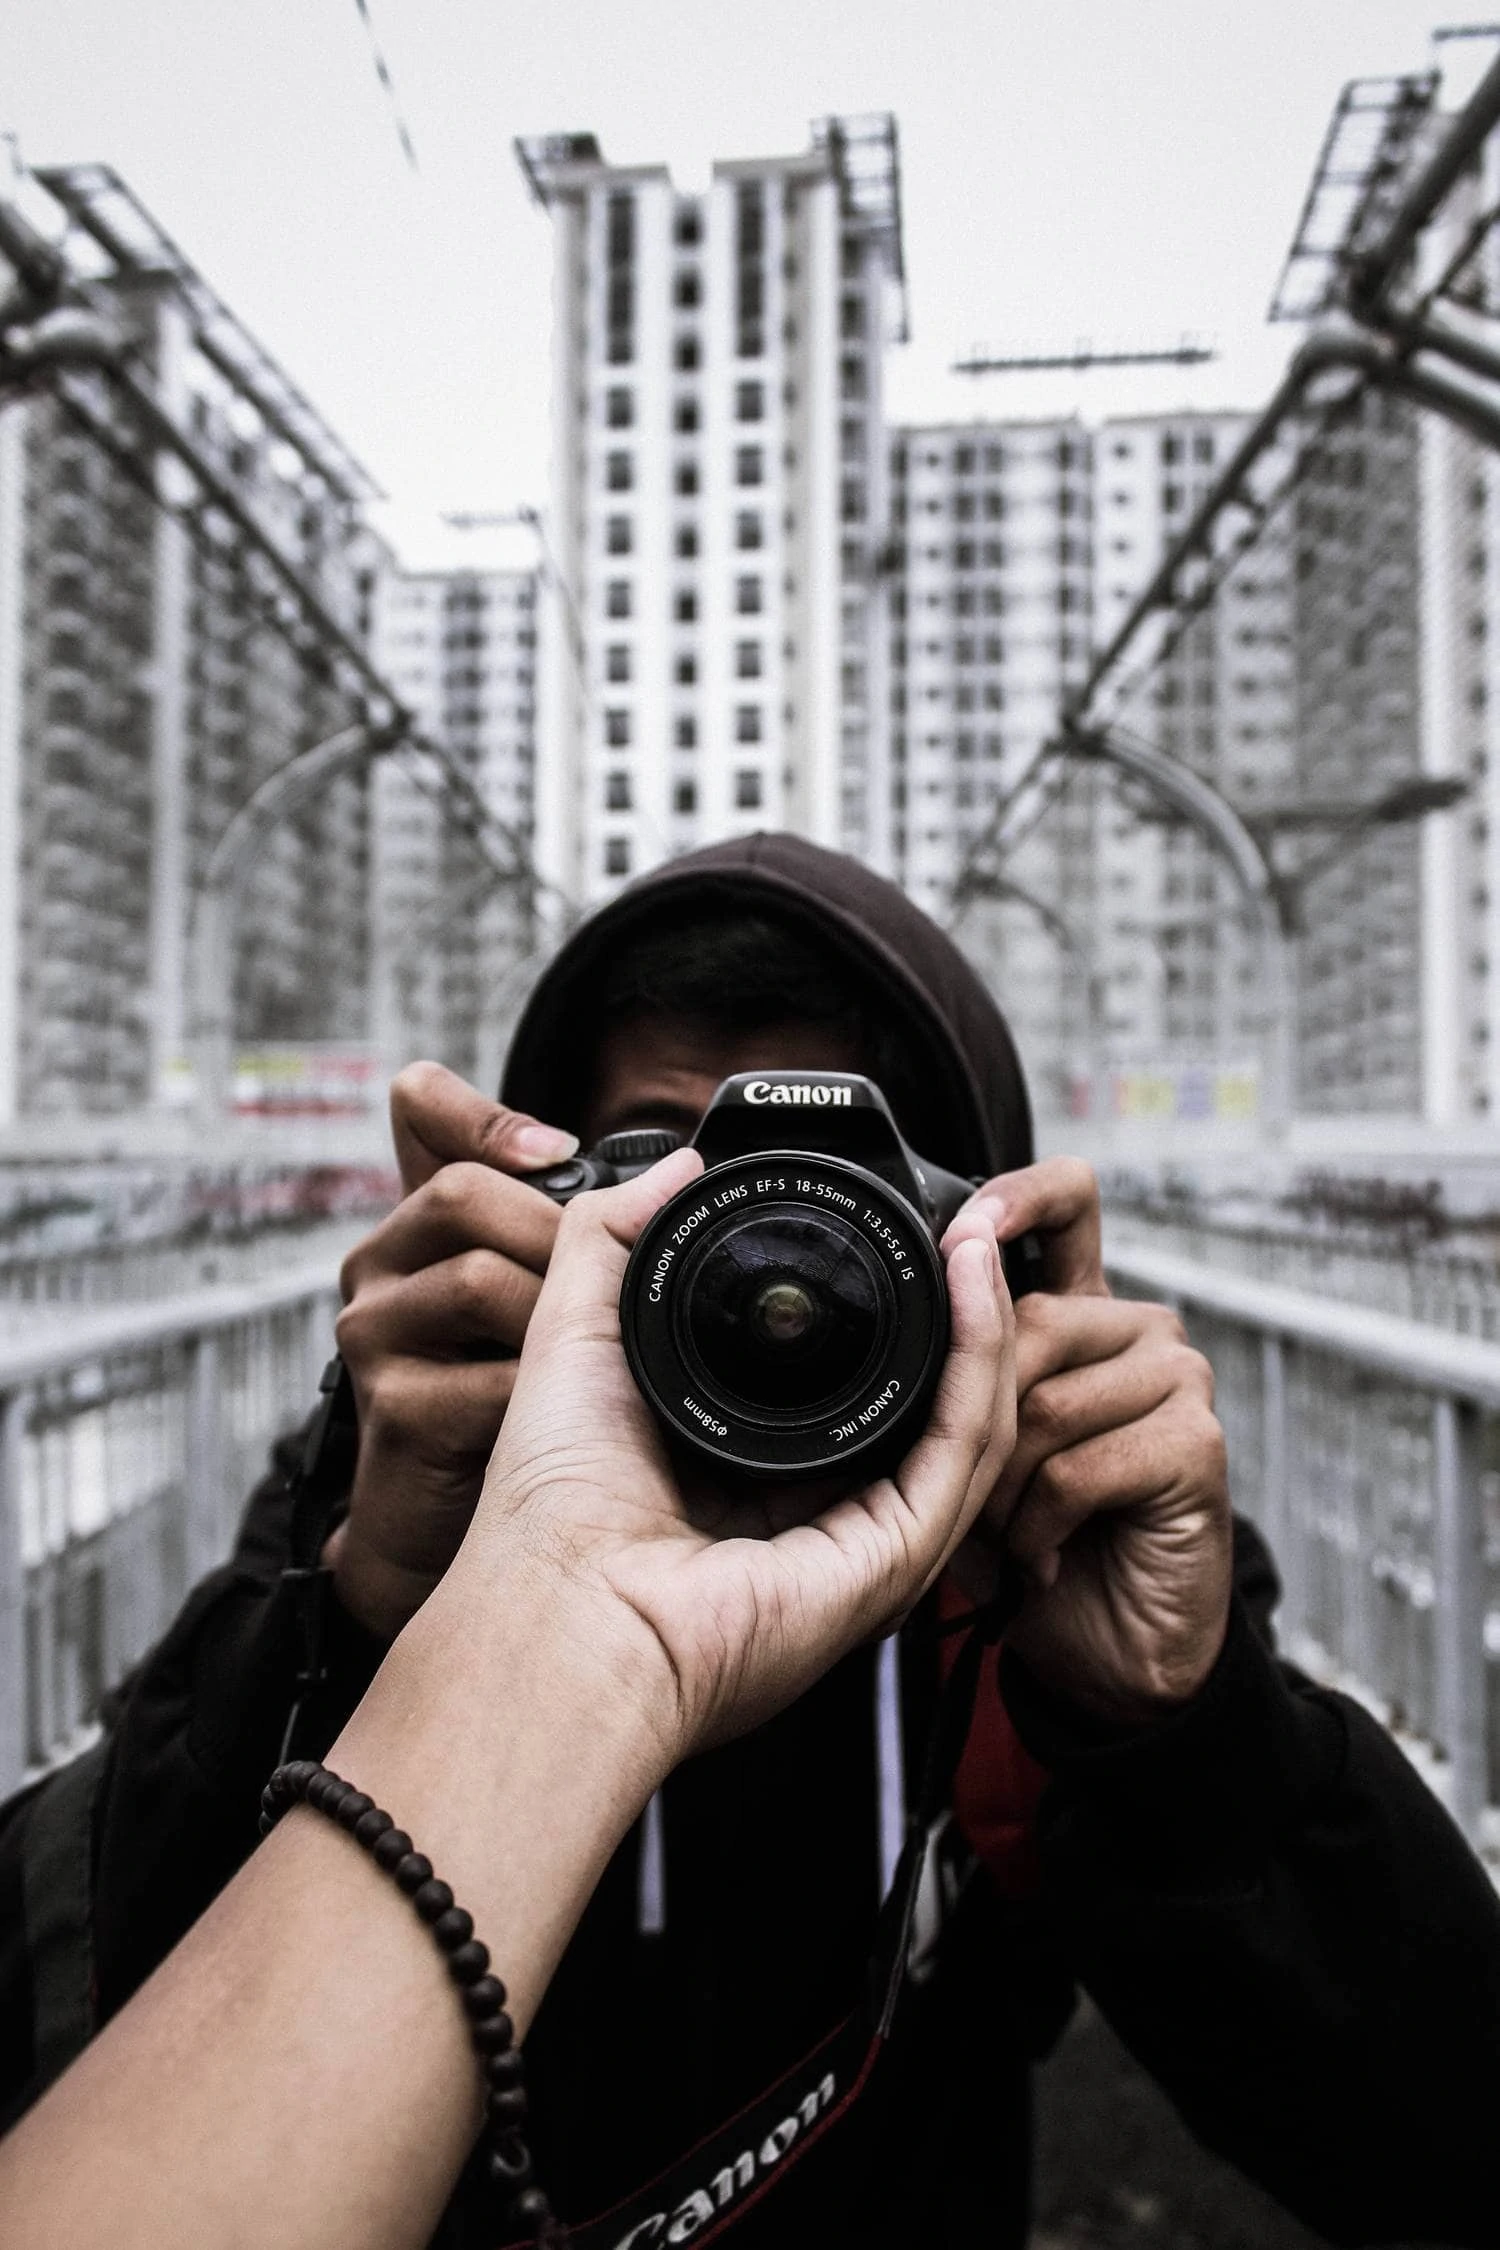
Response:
[450, 1246, 502, 1317]
[1022, 1381, 1068, 1447]
[390, 1058, 446, 1115]
[423, 1162, 488, 1226]
[334, 1296, 374, 1362]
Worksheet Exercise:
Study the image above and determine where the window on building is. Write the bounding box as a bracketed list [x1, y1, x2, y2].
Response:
[1192, 432, 1214, 463]
[605, 191, 635, 366]
[735, 445, 764, 486]
[604, 836, 631, 877]
[736, 380, 764, 422]
[675, 714, 697, 748]
[674, 267, 702, 309]
[605, 771, 632, 811]
[674, 203, 702, 248]
[736, 705, 762, 742]
[840, 355, 865, 401]
[674, 460, 699, 497]
[735, 768, 763, 809]
[675, 334, 701, 372]
[735, 640, 762, 678]
[605, 708, 631, 746]
[736, 576, 762, 615]
[736, 511, 763, 550]
[605, 387, 633, 428]
[675, 652, 697, 685]
[605, 451, 633, 491]
[676, 589, 698, 623]
[674, 778, 697, 813]
[953, 541, 975, 569]
[983, 444, 1004, 472]
[606, 515, 633, 555]
[674, 397, 700, 434]
[840, 294, 864, 340]
[606, 580, 632, 619]
[954, 494, 975, 523]
[1161, 433, 1182, 464]
[605, 644, 631, 683]
[676, 524, 699, 559]
[955, 444, 976, 474]
[736, 181, 766, 357]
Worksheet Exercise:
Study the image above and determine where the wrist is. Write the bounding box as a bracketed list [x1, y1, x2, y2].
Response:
[325, 1558, 677, 2032]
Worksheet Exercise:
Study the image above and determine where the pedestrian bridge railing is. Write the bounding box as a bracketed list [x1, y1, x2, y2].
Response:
[0, 1267, 338, 1801]
[2, 1249, 1496, 1857]
[1107, 1242, 1500, 1851]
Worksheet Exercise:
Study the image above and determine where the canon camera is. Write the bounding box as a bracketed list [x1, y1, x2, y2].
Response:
[534, 1072, 1038, 1483]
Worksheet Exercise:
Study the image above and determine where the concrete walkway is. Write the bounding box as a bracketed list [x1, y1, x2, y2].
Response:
[1030, 2000, 1332, 2250]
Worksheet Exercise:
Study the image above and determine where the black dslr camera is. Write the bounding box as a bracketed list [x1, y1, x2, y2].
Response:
[535, 1072, 1039, 1482]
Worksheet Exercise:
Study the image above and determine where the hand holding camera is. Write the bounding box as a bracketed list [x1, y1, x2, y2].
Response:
[436, 1144, 1017, 1759]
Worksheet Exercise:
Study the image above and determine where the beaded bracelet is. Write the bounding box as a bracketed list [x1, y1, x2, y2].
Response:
[259, 1759, 558, 2246]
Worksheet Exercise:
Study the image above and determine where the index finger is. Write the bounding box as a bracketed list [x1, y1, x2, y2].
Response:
[943, 1155, 1108, 1298]
[389, 1060, 579, 1195]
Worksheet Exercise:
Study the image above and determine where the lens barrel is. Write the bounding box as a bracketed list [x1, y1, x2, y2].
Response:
[620, 1151, 949, 1480]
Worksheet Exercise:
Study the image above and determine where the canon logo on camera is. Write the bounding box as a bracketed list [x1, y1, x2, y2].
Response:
[742, 1079, 853, 1107]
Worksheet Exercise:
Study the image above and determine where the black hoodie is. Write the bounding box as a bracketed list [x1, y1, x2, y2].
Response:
[2, 835, 1499, 2249]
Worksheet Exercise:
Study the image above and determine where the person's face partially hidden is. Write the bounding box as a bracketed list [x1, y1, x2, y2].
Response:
[582, 1015, 866, 1152]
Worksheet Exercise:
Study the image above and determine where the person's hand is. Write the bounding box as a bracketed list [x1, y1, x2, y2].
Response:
[331, 1062, 579, 1639]
[944, 1158, 1232, 1727]
[450, 1149, 1018, 1761]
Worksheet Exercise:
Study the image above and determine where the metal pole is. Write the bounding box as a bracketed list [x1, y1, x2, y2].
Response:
[1348, 48, 1500, 314]
[1261, 1336, 1299, 1642]
[0, 1385, 26, 1796]
[1432, 1391, 1488, 1845]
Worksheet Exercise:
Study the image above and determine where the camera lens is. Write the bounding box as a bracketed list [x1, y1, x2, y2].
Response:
[620, 1151, 949, 1480]
[682, 1215, 887, 1416]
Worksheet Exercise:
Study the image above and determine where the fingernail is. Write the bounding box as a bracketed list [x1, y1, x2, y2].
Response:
[512, 1122, 580, 1164]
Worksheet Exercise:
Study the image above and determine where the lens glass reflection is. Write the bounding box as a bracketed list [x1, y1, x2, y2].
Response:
[682, 1214, 886, 1415]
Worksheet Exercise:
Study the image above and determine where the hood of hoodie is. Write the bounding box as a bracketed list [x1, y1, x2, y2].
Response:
[501, 832, 1034, 1178]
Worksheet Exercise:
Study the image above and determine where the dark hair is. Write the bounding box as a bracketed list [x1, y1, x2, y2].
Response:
[595, 906, 933, 1143]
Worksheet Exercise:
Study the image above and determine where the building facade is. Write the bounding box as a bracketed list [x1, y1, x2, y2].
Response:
[371, 565, 538, 1083]
[0, 168, 378, 1121]
[516, 118, 905, 912]
[887, 416, 1095, 1109]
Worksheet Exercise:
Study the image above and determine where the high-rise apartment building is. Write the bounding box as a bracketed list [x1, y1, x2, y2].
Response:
[371, 565, 538, 1081]
[0, 167, 377, 1121]
[887, 417, 1095, 1109]
[1091, 411, 1296, 1090]
[516, 118, 904, 912]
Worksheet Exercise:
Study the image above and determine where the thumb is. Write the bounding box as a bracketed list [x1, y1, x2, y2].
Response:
[388, 1059, 579, 1193]
[521, 1147, 705, 1356]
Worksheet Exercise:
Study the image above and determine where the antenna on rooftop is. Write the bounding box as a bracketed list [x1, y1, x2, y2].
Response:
[952, 335, 1216, 375]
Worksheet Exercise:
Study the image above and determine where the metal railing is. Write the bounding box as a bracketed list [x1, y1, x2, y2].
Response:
[1107, 1241, 1500, 1849]
[0, 1267, 338, 1799]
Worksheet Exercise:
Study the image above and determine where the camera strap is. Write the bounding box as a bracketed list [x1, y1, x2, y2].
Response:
[277, 1353, 360, 1765]
[503, 1571, 1026, 2250]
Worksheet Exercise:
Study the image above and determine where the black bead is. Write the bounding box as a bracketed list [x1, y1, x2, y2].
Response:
[335, 1789, 375, 1831]
[462, 1975, 507, 2018]
[372, 1827, 412, 1873]
[394, 1852, 433, 1894]
[483, 2047, 523, 2087]
[430, 1905, 473, 1952]
[487, 2135, 533, 2188]
[487, 2085, 528, 2126]
[282, 1760, 319, 1793]
[257, 1809, 274, 1838]
[353, 1807, 393, 1848]
[471, 2011, 515, 2054]
[446, 1940, 490, 1987]
[412, 1878, 455, 1923]
[306, 1770, 342, 1813]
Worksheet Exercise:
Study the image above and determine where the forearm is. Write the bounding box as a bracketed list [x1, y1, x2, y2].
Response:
[0, 1570, 668, 2250]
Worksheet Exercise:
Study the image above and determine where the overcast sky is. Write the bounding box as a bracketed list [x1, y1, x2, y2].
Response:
[5, 1, 1489, 566]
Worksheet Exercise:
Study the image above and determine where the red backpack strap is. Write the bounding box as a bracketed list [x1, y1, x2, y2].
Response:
[937, 1574, 1048, 1899]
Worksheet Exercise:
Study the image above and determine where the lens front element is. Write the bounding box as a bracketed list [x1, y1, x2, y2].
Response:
[620, 1152, 949, 1479]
